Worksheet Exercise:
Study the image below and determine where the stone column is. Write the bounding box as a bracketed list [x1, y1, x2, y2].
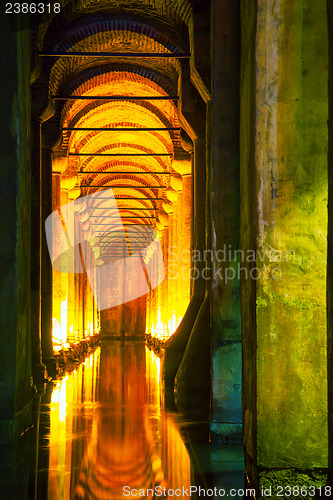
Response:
[81, 234, 86, 336]
[328, 0, 333, 486]
[67, 187, 80, 341]
[30, 119, 47, 387]
[31, 66, 56, 384]
[162, 121, 208, 391]
[155, 227, 164, 339]
[146, 288, 151, 336]
[41, 146, 57, 375]
[150, 249, 157, 337]
[210, 0, 242, 439]
[171, 169, 191, 325]
[180, 174, 191, 308]
[51, 173, 61, 345]
[157, 214, 169, 338]
[166, 189, 177, 334]
[162, 202, 174, 337]
[0, 15, 32, 443]
[172, 3, 213, 413]
[170, 177, 183, 327]
[241, 0, 328, 487]
[173, 133, 210, 412]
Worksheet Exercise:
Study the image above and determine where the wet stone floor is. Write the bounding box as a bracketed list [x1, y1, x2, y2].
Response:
[0, 341, 245, 499]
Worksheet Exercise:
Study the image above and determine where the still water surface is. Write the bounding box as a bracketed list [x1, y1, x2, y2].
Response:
[28, 341, 244, 499]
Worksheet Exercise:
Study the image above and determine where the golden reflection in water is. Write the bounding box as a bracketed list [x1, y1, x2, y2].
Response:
[145, 346, 161, 408]
[47, 343, 190, 499]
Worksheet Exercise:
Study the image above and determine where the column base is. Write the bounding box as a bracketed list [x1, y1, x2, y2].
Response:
[161, 292, 204, 384]
[31, 361, 48, 390]
[174, 294, 211, 416]
[42, 357, 59, 379]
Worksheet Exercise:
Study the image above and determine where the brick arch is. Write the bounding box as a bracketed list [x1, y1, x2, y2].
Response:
[80, 166, 167, 188]
[82, 183, 165, 205]
[49, 17, 187, 54]
[60, 64, 176, 100]
[61, 71, 178, 127]
[90, 207, 156, 220]
[68, 129, 175, 160]
[91, 210, 154, 225]
[37, 0, 192, 52]
[63, 103, 178, 163]
[65, 100, 178, 131]
[90, 197, 156, 213]
[48, 31, 181, 97]
[82, 173, 164, 188]
[39, 0, 194, 231]
[79, 159, 170, 176]
[97, 220, 155, 249]
[76, 144, 172, 176]
[79, 148, 171, 171]
[80, 159, 169, 179]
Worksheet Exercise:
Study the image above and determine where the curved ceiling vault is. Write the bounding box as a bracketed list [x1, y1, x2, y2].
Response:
[37, 0, 193, 262]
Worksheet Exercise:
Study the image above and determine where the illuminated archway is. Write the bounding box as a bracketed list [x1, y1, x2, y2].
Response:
[39, 4, 193, 348]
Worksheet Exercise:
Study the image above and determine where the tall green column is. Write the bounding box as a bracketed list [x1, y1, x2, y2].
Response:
[0, 15, 32, 443]
[327, 0, 333, 487]
[241, 0, 328, 487]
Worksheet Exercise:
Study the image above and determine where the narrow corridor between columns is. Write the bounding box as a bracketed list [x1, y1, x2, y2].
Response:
[8, 342, 245, 500]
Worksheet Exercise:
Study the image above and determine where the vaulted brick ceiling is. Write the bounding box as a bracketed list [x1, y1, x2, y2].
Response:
[37, 0, 192, 260]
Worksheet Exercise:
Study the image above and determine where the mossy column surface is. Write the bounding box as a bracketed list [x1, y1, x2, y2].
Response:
[0, 16, 32, 443]
[327, 0, 333, 485]
[241, 0, 328, 481]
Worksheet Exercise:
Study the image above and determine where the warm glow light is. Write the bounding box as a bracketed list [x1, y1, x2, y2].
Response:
[52, 42, 188, 348]
[51, 381, 61, 404]
[52, 298, 70, 349]
[58, 375, 68, 423]
[145, 346, 161, 407]
[151, 350, 160, 382]
[165, 417, 191, 491]
[52, 296, 67, 351]
[151, 307, 166, 340]
[149, 307, 184, 341]
[46, 17, 195, 495]
[48, 350, 101, 500]
[50, 376, 68, 423]
[52, 318, 61, 346]
[60, 298, 68, 343]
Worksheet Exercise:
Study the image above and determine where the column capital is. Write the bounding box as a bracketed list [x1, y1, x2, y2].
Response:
[166, 188, 177, 204]
[170, 173, 183, 192]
